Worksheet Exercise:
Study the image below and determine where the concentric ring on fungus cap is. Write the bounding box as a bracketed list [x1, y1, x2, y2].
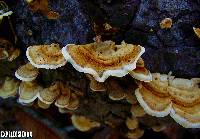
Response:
[129, 57, 152, 82]
[135, 73, 200, 128]
[129, 67, 152, 82]
[26, 43, 66, 69]
[62, 41, 145, 82]
[38, 82, 60, 105]
[15, 63, 39, 81]
[18, 81, 42, 104]
[55, 84, 71, 108]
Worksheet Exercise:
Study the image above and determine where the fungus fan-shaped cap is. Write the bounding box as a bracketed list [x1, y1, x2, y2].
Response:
[62, 41, 145, 82]
[193, 27, 200, 39]
[26, 43, 66, 69]
[168, 78, 200, 106]
[18, 81, 42, 104]
[107, 79, 127, 100]
[126, 128, 144, 139]
[65, 93, 79, 110]
[170, 103, 200, 128]
[126, 117, 139, 130]
[38, 82, 60, 104]
[135, 87, 172, 117]
[160, 18, 172, 29]
[129, 67, 152, 82]
[55, 95, 70, 108]
[55, 83, 71, 108]
[71, 115, 100, 132]
[0, 77, 19, 98]
[15, 63, 39, 81]
[144, 73, 170, 97]
[86, 74, 106, 92]
[37, 99, 50, 109]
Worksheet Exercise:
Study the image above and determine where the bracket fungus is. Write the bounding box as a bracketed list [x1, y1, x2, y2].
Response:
[86, 74, 106, 92]
[55, 84, 71, 108]
[26, 43, 66, 69]
[55, 83, 80, 111]
[65, 93, 79, 110]
[129, 58, 152, 82]
[0, 1, 13, 21]
[62, 41, 145, 82]
[106, 79, 128, 101]
[71, 115, 101, 132]
[38, 82, 60, 108]
[135, 73, 200, 128]
[126, 117, 139, 130]
[193, 27, 200, 39]
[15, 63, 39, 81]
[126, 128, 144, 139]
[160, 18, 173, 29]
[18, 81, 42, 105]
[0, 77, 19, 99]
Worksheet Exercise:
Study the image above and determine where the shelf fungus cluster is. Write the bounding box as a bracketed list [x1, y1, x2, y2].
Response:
[193, 27, 200, 39]
[135, 73, 200, 128]
[62, 41, 147, 82]
[15, 62, 80, 111]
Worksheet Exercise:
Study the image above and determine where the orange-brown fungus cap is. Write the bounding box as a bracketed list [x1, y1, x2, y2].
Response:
[71, 115, 100, 132]
[160, 18, 173, 29]
[135, 73, 200, 128]
[62, 41, 145, 82]
[107, 79, 127, 100]
[18, 81, 42, 104]
[193, 27, 200, 39]
[26, 43, 66, 69]
[38, 82, 60, 104]
[86, 74, 106, 92]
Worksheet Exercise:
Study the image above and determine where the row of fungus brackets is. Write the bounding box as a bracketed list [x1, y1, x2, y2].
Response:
[15, 63, 80, 112]
[15, 62, 41, 105]
[16, 44, 80, 111]
[135, 73, 200, 128]
[25, 41, 151, 82]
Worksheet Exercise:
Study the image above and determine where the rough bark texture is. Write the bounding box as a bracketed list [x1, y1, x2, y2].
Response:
[11, 0, 200, 78]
